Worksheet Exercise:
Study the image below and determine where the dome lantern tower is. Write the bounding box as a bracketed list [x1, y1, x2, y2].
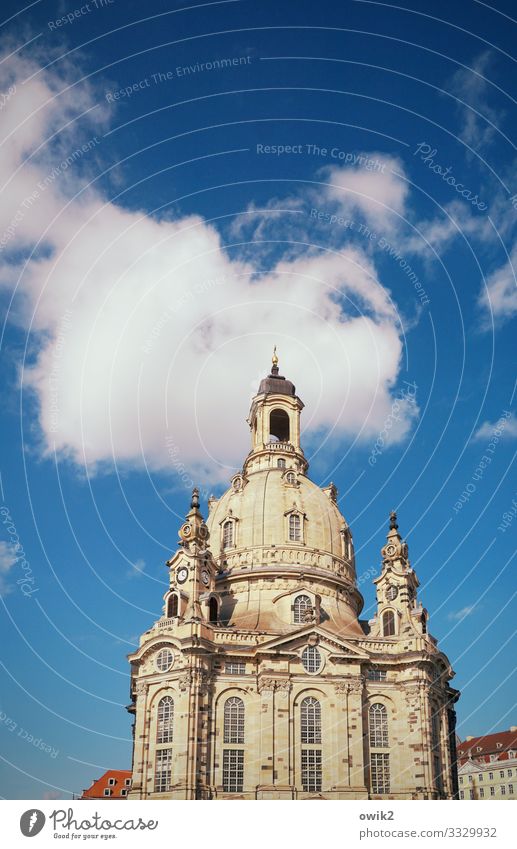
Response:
[245, 349, 307, 474]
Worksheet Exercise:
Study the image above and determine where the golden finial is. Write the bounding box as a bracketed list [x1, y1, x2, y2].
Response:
[272, 345, 278, 366]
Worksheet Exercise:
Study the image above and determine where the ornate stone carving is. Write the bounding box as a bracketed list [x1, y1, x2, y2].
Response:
[257, 677, 277, 694]
[134, 680, 148, 698]
[275, 680, 292, 698]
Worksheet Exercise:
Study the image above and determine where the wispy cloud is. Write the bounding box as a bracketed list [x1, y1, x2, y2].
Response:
[447, 605, 477, 621]
[478, 245, 517, 327]
[127, 559, 146, 579]
[0, 540, 19, 595]
[449, 51, 504, 150]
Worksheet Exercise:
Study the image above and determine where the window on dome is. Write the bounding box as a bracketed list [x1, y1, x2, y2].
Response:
[269, 408, 289, 442]
[277, 458, 286, 469]
[293, 594, 312, 624]
[382, 610, 396, 637]
[286, 471, 296, 484]
[289, 513, 301, 542]
[222, 521, 234, 548]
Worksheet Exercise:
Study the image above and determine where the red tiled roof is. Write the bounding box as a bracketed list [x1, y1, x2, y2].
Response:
[457, 730, 517, 759]
[81, 769, 132, 799]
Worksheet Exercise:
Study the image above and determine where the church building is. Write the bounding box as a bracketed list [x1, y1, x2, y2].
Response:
[127, 353, 459, 800]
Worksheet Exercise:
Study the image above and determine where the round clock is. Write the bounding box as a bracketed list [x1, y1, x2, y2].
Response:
[180, 523, 192, 540]
[385, 543, 396, 556]
[201, 569, 210, 586]
[176, 566, 188, 584]
[199, 524, 209, 540]
[386, 585, 398, 601]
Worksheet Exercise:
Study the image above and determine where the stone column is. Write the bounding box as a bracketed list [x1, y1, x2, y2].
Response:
[346, 677, 368, 795]
[274, 681, 293, 794]
[128, 680, 148, 799]
[256, 677, 276, 796]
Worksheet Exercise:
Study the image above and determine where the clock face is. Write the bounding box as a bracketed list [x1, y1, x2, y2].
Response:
[199, 524, 209, 539]
[201, 569, 210, 586]
[385, 543, 396, 556]
[386, 585, 398, 601]
[181, 523, 192, 537]
[176, 567, 188, 584]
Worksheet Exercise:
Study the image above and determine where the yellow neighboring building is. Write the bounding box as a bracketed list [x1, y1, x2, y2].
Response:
[127, 354, 459, 800]
[458, 729, 517, 799]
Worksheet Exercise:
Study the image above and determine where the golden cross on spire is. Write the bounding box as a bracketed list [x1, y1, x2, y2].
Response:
[272, 345, 278, 366]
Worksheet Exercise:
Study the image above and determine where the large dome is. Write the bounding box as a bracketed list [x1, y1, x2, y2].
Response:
[207, 468, 347, 558]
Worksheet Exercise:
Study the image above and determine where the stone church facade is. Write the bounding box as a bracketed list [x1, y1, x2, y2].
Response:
[127, 354, 459, 800]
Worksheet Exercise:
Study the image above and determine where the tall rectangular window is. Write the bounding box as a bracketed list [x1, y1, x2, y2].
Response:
[222, 749, 244, 793]
[301, 749, 322, 792]
[370, 752, 390, 794]
[154, 748, 173, 793]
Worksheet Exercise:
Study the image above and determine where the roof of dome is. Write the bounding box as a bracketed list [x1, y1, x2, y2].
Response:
[257, 372, 296, 397]
[206, 468, 346, 557]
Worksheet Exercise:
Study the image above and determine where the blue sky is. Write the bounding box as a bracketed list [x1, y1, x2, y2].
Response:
[0, 0, 515, 799]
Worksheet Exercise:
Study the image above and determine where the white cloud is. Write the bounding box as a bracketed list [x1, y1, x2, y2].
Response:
[0, 52, 418, 485]
[449, 51, 503, 150]
[0, 541, 19, 595]
[323, 154, 409, 235]
[127, 559, 146, 579]
[473, 412, 517, 442]
[478, 245, 517, 326]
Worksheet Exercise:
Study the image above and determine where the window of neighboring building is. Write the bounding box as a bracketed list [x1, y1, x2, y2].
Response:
[468, 774, 473, 783]
[225, 661, 245, 675]
[104, 788, 111, 797]
[489, 772, 494, 780]
[369, 703, 389, 748]
[370, 752, 390, 794]
[108, 777, 115, 786]
[459, 776, 464, 784]
[508, 769, 513, 777]
[125, 778, 131, 786]
[223, 697, 245, 744]
[301, 646, 322, 674]
[479, 788, 484, 798]
[382, 610, 396, 637]
[120, 788, 128, 797]
[509, 784, 514, 794]
[367, 669, 387, 682]
[157, 696, 174, 744]
[469, 789, 474, 799]
[288, 513, 302, 542]
[460, 790, 464, 799]
[222, 520, 234, 549]
[479, 774, 483, 781]
[501, 785, 506, 795]
[293, 594, 311, 624]
[301, 749, 322, 793]
[500, 770, 505, 778]
[155, 748, 173, 793]
[490, 786, 495, 796]
[222, 749, 244, 793]
[301, 697, 321, 744]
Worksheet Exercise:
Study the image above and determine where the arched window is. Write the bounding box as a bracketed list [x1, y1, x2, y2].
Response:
[209, 597, 218, 623]
[224, 697, 245, 744]
[293, 594, 311, 624]
[270, 408, 290, 442]
[222, 520, 234, 548]
[369, 703, 390, 794]
[301, 697, 321, 744]
[289, 513, 301, 542]
[166, 594, 178, 618]
[285, 471, 296, 484]
[300, 697, 322, 791]
[156, 696, 174, 744]
[277, 458, 286, 469]
[382, 609, 396, 636]
[369, 703, 389, 748]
